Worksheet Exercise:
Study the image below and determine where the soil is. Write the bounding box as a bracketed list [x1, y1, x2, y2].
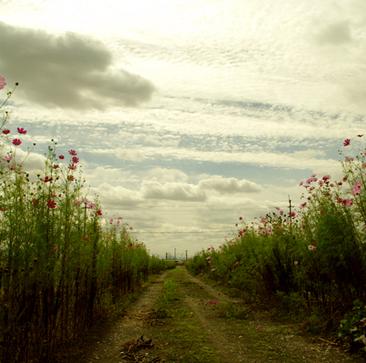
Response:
[64, 267, 364, 363]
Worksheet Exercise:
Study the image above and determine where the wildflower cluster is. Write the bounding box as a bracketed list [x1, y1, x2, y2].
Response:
[187, 136, 366, 348]
[0, 76, 168, 362]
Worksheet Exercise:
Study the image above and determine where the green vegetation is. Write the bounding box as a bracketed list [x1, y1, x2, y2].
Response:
[187, 137, 366, 354]
[0, 77, 170, 362]
[149, 268, 220, 363]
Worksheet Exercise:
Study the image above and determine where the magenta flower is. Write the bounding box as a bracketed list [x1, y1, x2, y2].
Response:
[12, 138, 22, 146]
[306, 176, 317, 184]
[322, 175, 330, 182]
[343, 138, 351, 146]
[0, 75, 6, 90]
[58, 154, 65, 160]
[2, 129, 10, 135]
[17, 127, 27, 134]
[72, 156, 79, 164]
[68, 149, 77, 156]
[352, 181, 362, 196]
[289, 211, 297, 218]
[96, 208, 103, 216]
[342, 198, 353, 207]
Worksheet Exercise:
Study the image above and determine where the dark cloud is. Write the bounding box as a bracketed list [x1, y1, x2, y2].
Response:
[0, 22, 155, 109]
[314, 21, 352, 46]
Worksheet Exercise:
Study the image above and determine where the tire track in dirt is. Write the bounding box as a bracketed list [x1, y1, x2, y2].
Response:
[180, 269, 247, 362]
[178, 268, 362, 363]
[72, 272, 168, 363]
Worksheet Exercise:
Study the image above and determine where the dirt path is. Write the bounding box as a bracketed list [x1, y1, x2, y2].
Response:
[66, 272, 168, 363]
[68, 267, 363, 363]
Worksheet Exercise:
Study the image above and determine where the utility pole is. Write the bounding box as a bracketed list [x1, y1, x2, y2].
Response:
[174, 248, 176, 260]
[288, 195, 292, 231]
[185, 250, 188, 261]
[165, 252, 168, 260]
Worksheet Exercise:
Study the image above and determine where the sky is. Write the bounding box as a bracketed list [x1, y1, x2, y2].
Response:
[1, 0, 366, 257]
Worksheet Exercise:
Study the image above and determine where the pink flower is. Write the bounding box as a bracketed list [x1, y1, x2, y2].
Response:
[3, 154, 12, 162]
[306, 176, 318, 184]
[58, 154, 65, 160]
[17, 127, 27, 134]
[343, 138, 351, 146]
[238, 229, 245, 237]
[96, 208, 103, 216]
[322, 175, 331, 182]
[352, 181, 362, 196]
[0, 75, 6, 90]
[72, 156, 79, 164]
[2, 129, 10, 135]
[289, 211, 297, 218]
[12, 138, 22, 146]
[300, 202, 307, 209]
[342, 198, 353, 207]
[47, 199, 57, 209]
[68, 149, 77, 156]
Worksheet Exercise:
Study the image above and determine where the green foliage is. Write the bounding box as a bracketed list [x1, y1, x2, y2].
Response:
[0, 78, 168, 362]
[188, 138, 366, 353]
[338, 300, 366, 353]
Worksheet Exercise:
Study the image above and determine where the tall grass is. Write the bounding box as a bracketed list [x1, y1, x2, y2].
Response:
[187, 136, 366, 348]
[0, 77, 168, 362]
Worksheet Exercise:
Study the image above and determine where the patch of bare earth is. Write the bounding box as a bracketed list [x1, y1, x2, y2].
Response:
[67, 272, 168, 363]
[66, 267, 364, 363]
[179, 268, 363, 363]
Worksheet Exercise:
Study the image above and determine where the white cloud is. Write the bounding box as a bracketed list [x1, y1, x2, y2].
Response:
[199, 175, 261, 194]
[146, 167, 188, 183]
[142, 181, 206, 202]
[92, 183, 143, 209]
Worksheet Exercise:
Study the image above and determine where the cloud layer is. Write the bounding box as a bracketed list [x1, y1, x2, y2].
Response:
[0, 21, 155, 109]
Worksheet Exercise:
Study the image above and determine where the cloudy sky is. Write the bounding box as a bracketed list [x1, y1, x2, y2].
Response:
[1, 0, 365, 257]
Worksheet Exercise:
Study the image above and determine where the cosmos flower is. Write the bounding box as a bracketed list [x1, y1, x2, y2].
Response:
[352, 181, 362, 196]
[47, 199, 57, 209]
[0, 75, 6, 90]
[12, 138, 22, 146]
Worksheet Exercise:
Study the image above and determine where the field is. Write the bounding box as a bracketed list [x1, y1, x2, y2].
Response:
[1, 75, 366, 361]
